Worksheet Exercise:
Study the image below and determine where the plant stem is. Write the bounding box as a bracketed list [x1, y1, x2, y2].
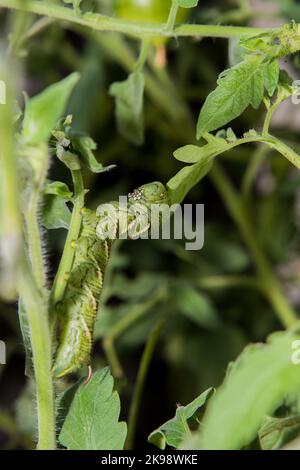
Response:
[7, 0, 31, 55]
[103, 286, 167, 378]
[24, 144, 48, 290]
[134, 39, 151, 72]
[125, 321, 164, 450]
[165, 0, 179, 33]
[198, 275, 261, 291]
[0, 1, 270, 39]
[24, 16, 55, 41]
[89, 31, 299, 328]
[18, 259, 56, 450]
[210, 163, 297, 328]
[50, 169, 84, 308]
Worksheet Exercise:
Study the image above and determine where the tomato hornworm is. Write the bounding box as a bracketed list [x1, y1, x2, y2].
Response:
[52, 182, 169, 378]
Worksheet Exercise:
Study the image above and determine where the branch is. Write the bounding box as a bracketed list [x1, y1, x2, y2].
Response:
[0, 1, 269, 39]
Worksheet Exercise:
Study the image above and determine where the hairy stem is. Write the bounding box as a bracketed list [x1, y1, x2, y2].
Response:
[125, 321, 164, 450]
[24, 144, 48, 290]
[18, 260, 55, 450]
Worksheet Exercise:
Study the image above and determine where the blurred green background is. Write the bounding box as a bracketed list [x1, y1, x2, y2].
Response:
[1, 0, 300, 449]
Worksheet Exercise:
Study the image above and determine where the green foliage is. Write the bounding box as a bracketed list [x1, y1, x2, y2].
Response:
[59, 368, 127, 450]
[258, 415, 300, 450]
[110, 72, 145, 146]
[22, 73, 80, 145]
[148, 388, 214, 449]
[197, 329, 300, 449]
[167, 138, 227, 203]
[53, 118, 115, 173]
[169, 281, 219, 328]
[197, 56, 279, 139]
[42, 180, 73, 230]
[42, 195, 71, 230]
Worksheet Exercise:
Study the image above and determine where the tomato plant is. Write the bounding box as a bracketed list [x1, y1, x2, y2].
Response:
[2, 0, 300, 454]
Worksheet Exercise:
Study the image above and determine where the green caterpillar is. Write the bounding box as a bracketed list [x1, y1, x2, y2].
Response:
[52, 182, 169, 378]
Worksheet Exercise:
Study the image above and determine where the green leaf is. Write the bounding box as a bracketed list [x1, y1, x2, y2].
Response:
[167, 135, 231, 204]
[42, 180, 72, 230]
[170, 281, 220, 328]
[42, 194, 71, 230]
[22, 73, 80, 145]
[174, 145, 208, 163]
[276, 70, 295, 101]
[174, 135, 231, 163]
[70, 134, 116, 173]
[178, 0, 199, 7]
[197, 55, 272, 139]
[228, 37, 247, 67]
[167, 159, 212, 205]
[148, 388, 214, 450]
[258, 415, 300, 450]
[109, 72, 145, 145]
[53, 122, 115, 173]
[197, 328, 300, 449]
[56, 148, 81, 171]
[108, 272, 162, 301]
[59, 368, 127, 450]
[264, 60, 280, 97]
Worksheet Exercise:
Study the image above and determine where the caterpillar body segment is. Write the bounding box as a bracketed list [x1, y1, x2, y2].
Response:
[53, 182, 169, 378]
[53, 213, 112, 378]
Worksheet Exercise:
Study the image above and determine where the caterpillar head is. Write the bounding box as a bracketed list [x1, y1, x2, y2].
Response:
[128, 182, 169, 207]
